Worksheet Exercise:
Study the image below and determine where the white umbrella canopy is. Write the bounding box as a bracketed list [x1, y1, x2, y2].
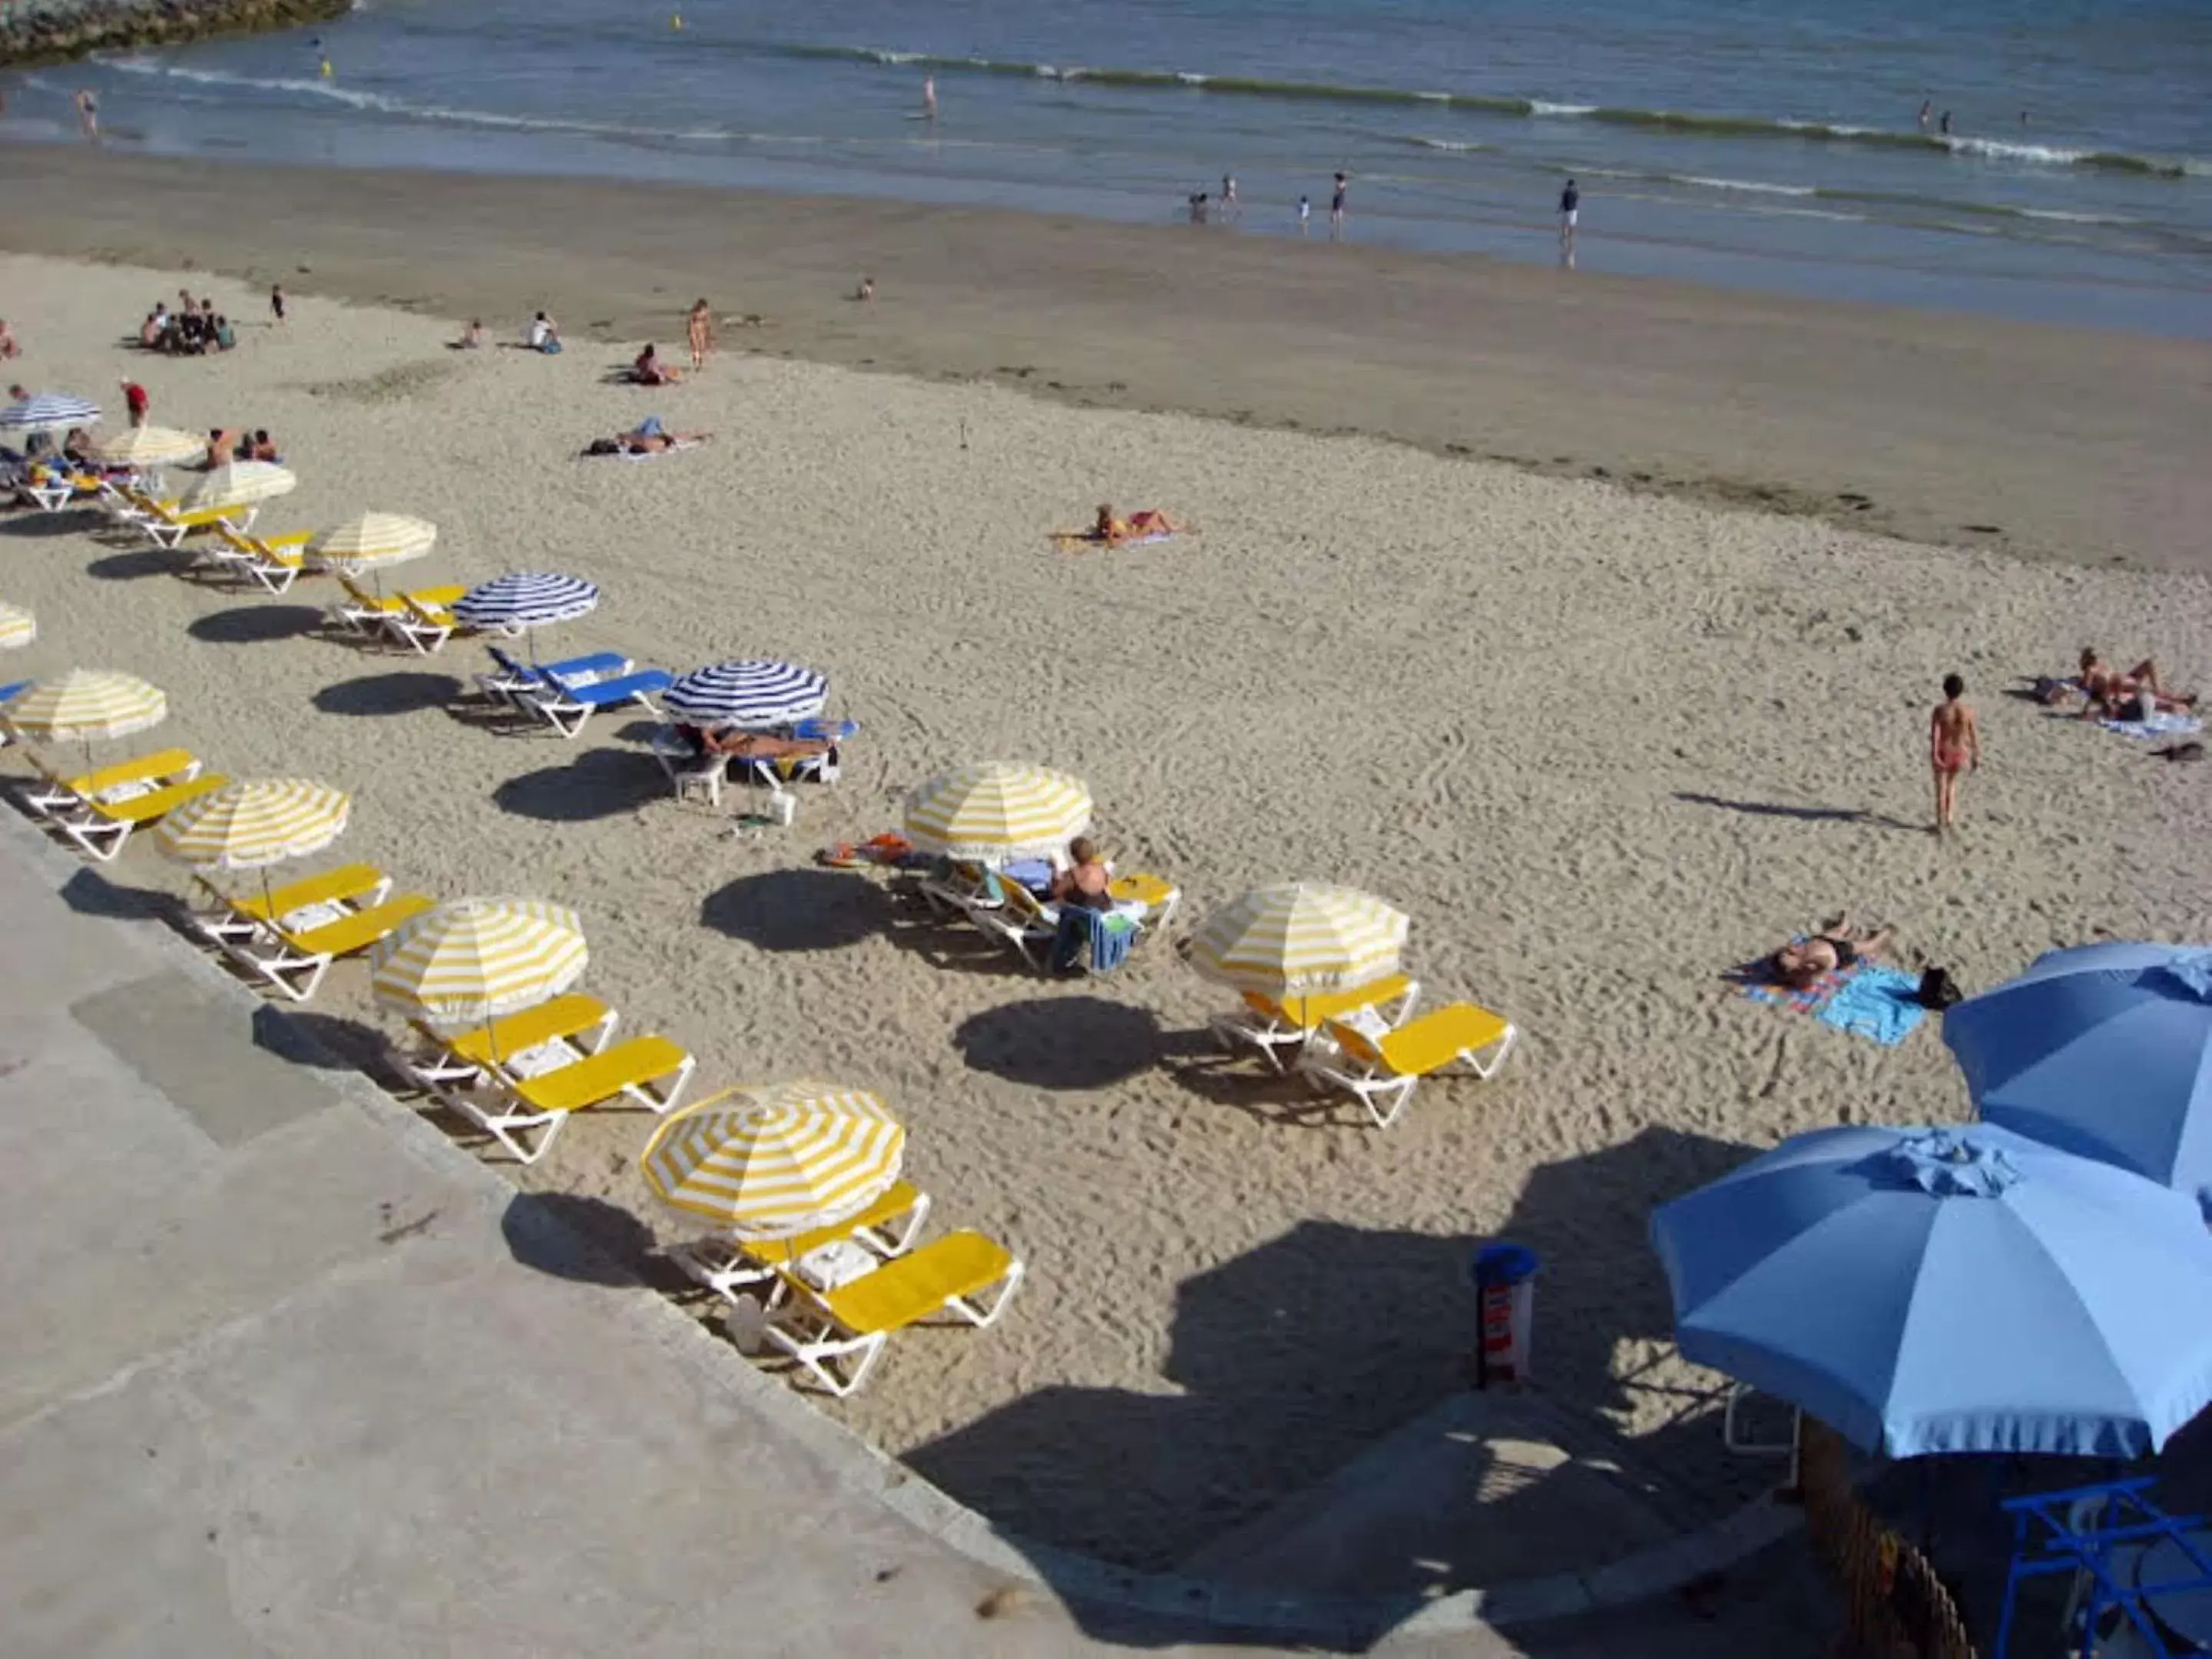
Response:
[307, 512, 438, 575]
[180, 462, 296, 513]
[154, 777, 351, 873]
[0, 602, 34, 651]
[89, 426, 206, 471]
[902, 763, 1092, 863]
[1187, 882, 1411, 999]
[369, 897, 590, 1031]
[2, 668, 167, 763]
[640, 1081, 906, 1240]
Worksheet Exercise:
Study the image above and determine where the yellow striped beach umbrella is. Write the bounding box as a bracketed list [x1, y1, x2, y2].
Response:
[3, 669, 167, 745]
[640, 1081, 906, 1238]
[180, 461, 296, 513]
[0, 601, 33, 651]
[89, 425, 207, 471]
[306, 512, 438, 575]
[1188, 882, 1410, 1001]
[154, 778, 349, 872]
[902, 762, 1091, 861]
[369, 897, 588, 1030]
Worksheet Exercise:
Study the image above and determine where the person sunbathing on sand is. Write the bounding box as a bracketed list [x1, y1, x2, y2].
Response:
[633, 343, 681, 386]
[1092, 503, 1183, 544]
[620, 424, 709, 453]
[2078, 648, 2194, 718]
[1768, 916, 1892, 991]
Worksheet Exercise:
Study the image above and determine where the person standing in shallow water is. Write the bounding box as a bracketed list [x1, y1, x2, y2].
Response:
[1929, 672, 1981, 836]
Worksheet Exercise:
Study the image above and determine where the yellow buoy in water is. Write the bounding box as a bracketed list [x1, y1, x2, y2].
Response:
[670, 12, 683, 29]
[320, 57, 333, 78]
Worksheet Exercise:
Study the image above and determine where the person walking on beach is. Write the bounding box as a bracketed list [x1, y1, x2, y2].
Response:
[1929, 673, 1980, 836]
[120, 379, 148, 429]
[1558, 177, 1581, 259]
[269, 283, 286, 326]
[75, 89, 98, 141]
[686, 299, 715, 371]
[1298, 194, 1311, 236]
[1330, 172, 1348, 240]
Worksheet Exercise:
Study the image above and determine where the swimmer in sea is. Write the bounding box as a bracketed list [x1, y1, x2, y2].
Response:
[75, 89, 99, 141]
[923, 76, 937, 119]
[1330, 171, 1348, 239]
[1929, 672, 1980, 836]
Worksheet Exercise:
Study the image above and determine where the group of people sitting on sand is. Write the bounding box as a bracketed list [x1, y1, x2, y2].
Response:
[2035, 649, 2197, 723]
[204, 426, 283, 465]
[138, 293, 234, 356]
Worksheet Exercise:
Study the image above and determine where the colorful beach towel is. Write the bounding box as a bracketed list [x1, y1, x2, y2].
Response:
[1815, 966, 1928, 1047]
[2100, 710, 2204, 740]
[1050, 530, 1174, 551]
[1735, 941, 1849, 1015]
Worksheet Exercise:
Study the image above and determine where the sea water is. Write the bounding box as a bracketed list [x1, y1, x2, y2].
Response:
[7, 0, 2210, 336]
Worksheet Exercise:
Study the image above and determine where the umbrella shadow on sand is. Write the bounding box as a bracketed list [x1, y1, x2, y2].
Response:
[494, 747, 666, 823]
[952, 996, 1163, 1090]
[313, 671, 462, 717]
[83, 547, 174, 581]
[700, 868, 891, 953]
[187, 604, 323, 645]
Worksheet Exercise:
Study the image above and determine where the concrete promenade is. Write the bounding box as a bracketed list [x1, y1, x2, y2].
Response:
[0, 817, 1830, 1656]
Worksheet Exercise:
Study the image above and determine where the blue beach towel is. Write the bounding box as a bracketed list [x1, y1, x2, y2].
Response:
[1815, 966, 1927, 1047]
[1086, 908, 1137, 973]
[2100, 710, 2203, 740]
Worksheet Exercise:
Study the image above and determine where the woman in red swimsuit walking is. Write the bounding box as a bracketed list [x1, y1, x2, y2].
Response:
[1929, 673, 1981, 836]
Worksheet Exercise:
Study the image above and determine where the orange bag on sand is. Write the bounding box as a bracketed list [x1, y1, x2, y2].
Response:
[817, 833, 912, 869]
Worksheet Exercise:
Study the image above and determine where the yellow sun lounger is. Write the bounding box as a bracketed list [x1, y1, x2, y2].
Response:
[51, 771, 231, 863]
[455, 1034, 695, 1164]
[674, 1181, 935, 1305]
[190, 862, 394, 949]
[1210, 971, 1421, 1073]
[761, 1229, 1024, 1397]
[1299, 1000, 1519, 1128]
[24, 746, 202, 820]
[230, 891, 435, 1002]
[405, 992, 619, 1104]
[213, 525, 316, 594]
[327, 575, 469, 641]
[134, 499, 258, 550]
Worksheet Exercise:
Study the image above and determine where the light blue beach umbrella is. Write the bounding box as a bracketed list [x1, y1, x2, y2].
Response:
[452, 573, 600, 658]
[1650, 1123, 2212, 1459]
[1945, 942, 2212, 1205]
[0, 391, 101, 437]
[663, 659, 828, 730]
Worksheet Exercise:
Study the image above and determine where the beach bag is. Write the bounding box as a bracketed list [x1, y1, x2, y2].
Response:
[1916, 967, 1963, 1011]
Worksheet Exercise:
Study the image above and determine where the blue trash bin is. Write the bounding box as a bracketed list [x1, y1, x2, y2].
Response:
[1470, 1242, 1541, 1389]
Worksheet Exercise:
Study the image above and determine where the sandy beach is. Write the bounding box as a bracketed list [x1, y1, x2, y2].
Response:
[2, 221, 2208, 1576]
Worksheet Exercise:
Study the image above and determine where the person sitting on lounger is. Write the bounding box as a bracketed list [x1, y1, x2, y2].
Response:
[1048, 838, 1114, 910]
[1768, 916, 1892, 992]
[1091, 503, 1182, 545]
[632, 343, 681, 386]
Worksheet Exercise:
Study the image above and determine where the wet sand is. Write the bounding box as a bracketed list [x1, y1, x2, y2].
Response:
[3, 147, 2210, 574]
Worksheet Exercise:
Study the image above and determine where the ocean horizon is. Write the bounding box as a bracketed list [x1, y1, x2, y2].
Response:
[5, 0, 2210, 336]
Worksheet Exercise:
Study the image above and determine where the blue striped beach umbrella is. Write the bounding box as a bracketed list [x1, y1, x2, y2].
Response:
[663, 659, 829, 729]
[452, 572, 601, 634]
[0, 392, 101, 436]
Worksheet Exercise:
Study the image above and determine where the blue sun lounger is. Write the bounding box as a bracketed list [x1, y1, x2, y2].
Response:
[525, 665, 674, 738]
